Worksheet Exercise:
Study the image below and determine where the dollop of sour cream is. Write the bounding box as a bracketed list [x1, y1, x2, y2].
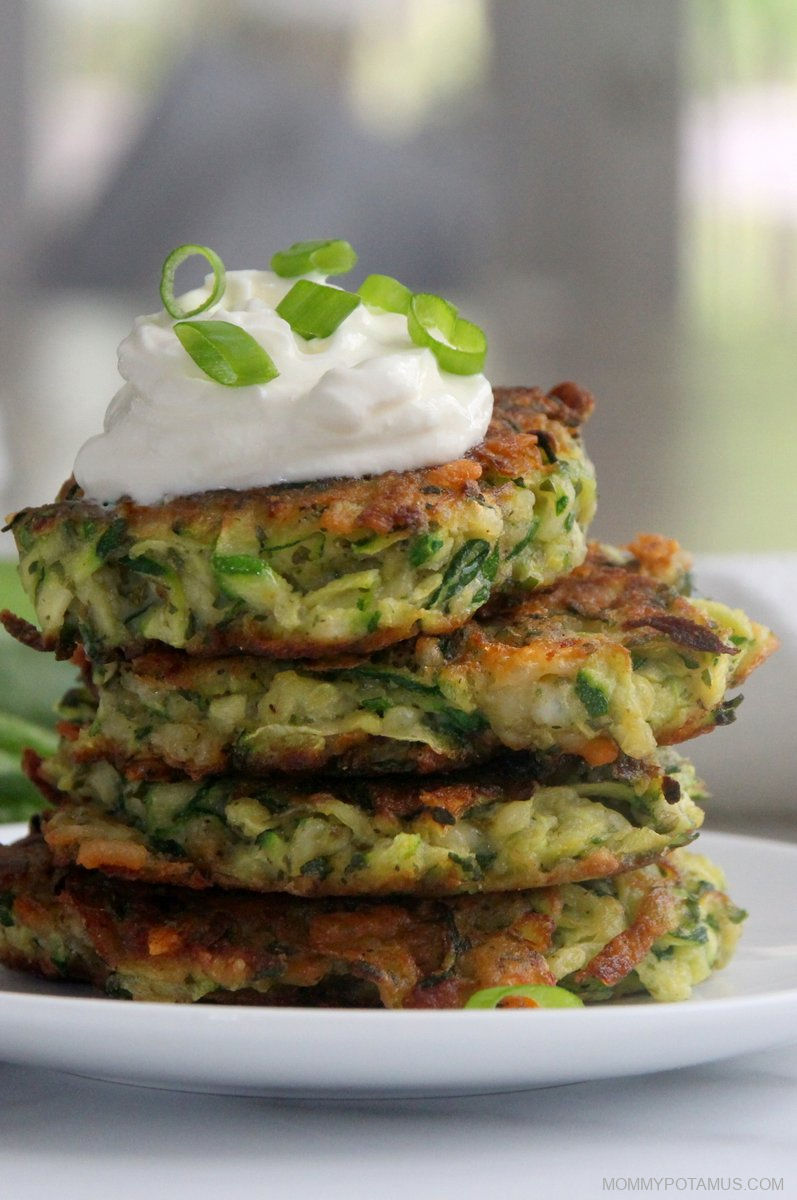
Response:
[74, 269, 493, 505]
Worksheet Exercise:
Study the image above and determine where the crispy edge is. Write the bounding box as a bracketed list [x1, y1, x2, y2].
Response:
[574, 871, 680, 986]
[31, 744, 694, 897]
[38, 797, 674, 898]
[11, 384, 593, 541]
[59, 532, 770, 776]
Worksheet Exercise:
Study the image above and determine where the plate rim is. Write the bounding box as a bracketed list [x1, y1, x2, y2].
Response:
[0, 826, 795, 1095]
[0, 827, 795, 1022]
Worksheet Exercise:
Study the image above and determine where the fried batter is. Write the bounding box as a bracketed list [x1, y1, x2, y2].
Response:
[59, 539, 776, 777]
[32, 747, 704, 896]
[0, 835, 743, 1007]
[4, 384, 596, 660]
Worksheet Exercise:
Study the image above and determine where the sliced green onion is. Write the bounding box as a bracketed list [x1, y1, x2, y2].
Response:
[271, 239, 358, 278]
[465, 984, 584, 1010]
[174, 320, 279, 388]
[0, 710, 58, 760]
[160, 244, 226, 319]
[358, 273, 412, 315]
[276, 280, 360, 340]
[407, 293, 487, 375]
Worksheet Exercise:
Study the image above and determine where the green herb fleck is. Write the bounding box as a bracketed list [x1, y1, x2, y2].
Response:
[432, 706, 488, 742]
[507, 518, 541, 561]
[96, 519, 127, 561]
[429, 538, 493, 607]
[674, 924, 709, 945]
[409, 532, 445, 567]
[119, 554, 169, 578]
[448, 852, 481, 879]
[300, 856, 332, 880]
[575, 669, 610, 719]
[475, 850, 498, 873]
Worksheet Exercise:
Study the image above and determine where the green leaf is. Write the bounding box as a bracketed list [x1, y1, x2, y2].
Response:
[174, 320, 279, 387]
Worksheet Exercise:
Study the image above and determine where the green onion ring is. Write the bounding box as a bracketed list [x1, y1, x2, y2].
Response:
[160, 244, 226, 320]
[464, 984, 584, 1009]
[357, 273, 412, 315]
[276, 279, 360, 340]
[407, 293, 487, 375]
[174, 320, 279, 388]
[271, 239, 358, 278]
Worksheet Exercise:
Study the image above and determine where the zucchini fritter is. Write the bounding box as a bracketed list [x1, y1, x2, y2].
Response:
[32, 748, 704, 896]
[4, 384, 595, 660]
[0, 835, 743, 1007]
[61, 538, 776, 777]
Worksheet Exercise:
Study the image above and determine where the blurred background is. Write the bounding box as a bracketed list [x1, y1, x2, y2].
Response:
[0, 0, 794, 828]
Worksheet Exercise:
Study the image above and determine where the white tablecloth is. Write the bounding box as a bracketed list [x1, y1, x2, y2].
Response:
[0, 1047, 794, 1200]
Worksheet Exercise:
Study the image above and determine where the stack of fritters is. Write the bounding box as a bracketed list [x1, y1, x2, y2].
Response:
[0, 384, 776, 1008]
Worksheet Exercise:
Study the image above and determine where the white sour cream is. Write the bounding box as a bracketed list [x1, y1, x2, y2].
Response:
[74, 269, 493, 505]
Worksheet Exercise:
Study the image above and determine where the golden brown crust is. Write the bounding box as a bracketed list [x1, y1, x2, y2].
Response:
[479, 540, 737, 655]
[0, 833, 687, 1007]
[39, 817, 668, 898]
[52, 534, 776, 780]
[574, 873, 679, 986]
[625, 533, 692, 586]
[4, 383, 596, 661]
[115, 612, 466, 664]
[0, 834, 560, 1006]
[20, 383, 593, 540]
[28, 744, 692, 898]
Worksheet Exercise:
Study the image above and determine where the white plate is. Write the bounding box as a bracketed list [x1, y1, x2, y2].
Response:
[0, 827, 795, 1098]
